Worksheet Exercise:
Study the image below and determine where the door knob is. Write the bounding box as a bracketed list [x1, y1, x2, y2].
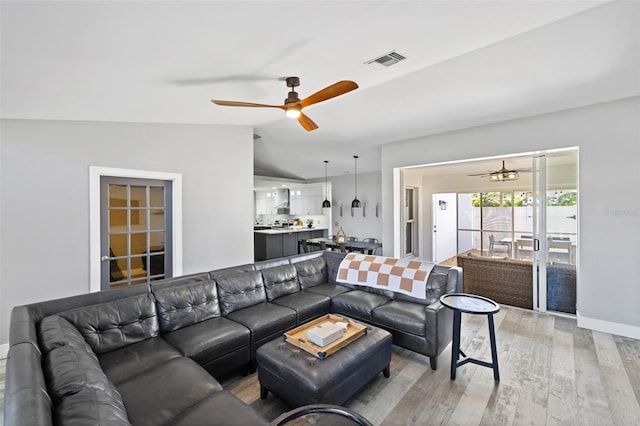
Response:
[101, 255, 111, 262]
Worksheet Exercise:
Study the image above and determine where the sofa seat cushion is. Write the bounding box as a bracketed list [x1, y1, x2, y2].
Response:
[162, 316, 250, 365]
[225, 303, 296, 344]
[271, 291, 331, 324]
[99, 336, 182, 385]
[331, 290, 391, 321]
[372, 301, 427, 336]
[116, 357, 222, 426]
[304, 283, 352, 298]
[170, 390, 269, 426]
[55, 386, 131, 426]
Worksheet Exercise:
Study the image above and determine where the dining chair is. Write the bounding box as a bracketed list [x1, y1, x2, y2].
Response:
[362, 238, 380, 255]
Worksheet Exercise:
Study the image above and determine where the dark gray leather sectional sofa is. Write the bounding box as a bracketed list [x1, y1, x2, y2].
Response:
[4, 250, 461, 426]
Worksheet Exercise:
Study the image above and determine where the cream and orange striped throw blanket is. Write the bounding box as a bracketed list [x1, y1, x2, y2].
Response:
[336, 253, 435, 300]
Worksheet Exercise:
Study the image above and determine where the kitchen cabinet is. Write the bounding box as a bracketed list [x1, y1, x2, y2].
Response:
[282, 232, 298, 257]
[255, 191, 274, 215]
[254, 229, 328, 261]
[254, 233, 282, 261]
[290, 187, 323, 215]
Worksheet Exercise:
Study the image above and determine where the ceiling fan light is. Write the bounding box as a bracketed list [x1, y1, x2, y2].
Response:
[285, 107, 301, 118]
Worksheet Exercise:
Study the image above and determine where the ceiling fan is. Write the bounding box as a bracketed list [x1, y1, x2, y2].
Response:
[211, 77, 358, 131]
[468, 160, 532, 182]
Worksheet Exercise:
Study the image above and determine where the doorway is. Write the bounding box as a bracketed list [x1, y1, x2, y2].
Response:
[101, 177, 172, 290]
[89, 167, 183, 292]
[399, 149, 578, 314]
[432, 193, 457, 263]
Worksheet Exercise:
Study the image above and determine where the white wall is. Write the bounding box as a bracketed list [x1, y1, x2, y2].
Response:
[328, 171, 382, 243]
[381, 97, 640, 338]
[0, 119, 254, 345]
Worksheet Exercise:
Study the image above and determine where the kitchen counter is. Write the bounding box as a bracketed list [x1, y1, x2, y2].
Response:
[254, 227, 328, 235]
[254, 228, 328, 261]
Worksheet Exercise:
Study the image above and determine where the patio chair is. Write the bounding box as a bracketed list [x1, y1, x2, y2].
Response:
[488, 235, 510, 257]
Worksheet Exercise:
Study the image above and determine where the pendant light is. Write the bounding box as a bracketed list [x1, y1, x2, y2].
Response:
[351, 155, 361, 208]
[322, 160, 331, 208]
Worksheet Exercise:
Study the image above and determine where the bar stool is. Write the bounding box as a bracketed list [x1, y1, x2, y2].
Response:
[440, 293, 500, 381]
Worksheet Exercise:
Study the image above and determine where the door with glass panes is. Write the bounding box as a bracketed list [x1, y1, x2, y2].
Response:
[100, 177, 172, 290]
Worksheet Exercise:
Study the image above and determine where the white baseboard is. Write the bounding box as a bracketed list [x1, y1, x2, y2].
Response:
[577, 312, 640, 340]
[1, 343, 8, 359]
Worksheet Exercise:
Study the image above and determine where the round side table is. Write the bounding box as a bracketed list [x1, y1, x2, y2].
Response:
[440, 293, 501, 381]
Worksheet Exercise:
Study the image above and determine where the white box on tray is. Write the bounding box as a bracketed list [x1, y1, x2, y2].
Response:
[306, 322, 345, 347]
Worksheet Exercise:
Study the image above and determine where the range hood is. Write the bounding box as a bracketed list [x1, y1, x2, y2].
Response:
[274, 188, 290, 214]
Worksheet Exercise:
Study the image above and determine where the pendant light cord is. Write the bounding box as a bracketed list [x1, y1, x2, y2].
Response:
[354, 155, 358, 198]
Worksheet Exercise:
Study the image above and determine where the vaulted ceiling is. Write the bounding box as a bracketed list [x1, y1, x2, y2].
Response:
[2, 1, 638, 179]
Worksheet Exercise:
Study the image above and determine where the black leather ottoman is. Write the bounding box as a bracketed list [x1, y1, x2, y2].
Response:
[256, 321, 392, 407]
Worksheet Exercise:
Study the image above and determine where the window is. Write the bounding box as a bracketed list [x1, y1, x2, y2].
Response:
[404, 187, 418, 257]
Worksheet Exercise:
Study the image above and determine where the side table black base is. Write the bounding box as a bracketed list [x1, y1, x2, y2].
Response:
[441, 293, 501, 382]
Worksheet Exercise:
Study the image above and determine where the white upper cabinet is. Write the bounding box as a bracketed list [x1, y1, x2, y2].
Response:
[290, 187, 322, 215]
[255, 191, 274, 215]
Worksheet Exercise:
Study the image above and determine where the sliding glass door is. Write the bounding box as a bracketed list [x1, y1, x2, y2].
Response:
[532, 152, 578, 314]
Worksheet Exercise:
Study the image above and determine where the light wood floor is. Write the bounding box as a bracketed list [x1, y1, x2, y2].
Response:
[1, 306, 639, 425]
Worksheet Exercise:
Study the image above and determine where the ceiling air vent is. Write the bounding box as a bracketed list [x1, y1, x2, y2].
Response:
[365, 51, 407, 68]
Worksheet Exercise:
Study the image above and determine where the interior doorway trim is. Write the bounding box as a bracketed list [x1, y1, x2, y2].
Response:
[89, 167, 183, 292]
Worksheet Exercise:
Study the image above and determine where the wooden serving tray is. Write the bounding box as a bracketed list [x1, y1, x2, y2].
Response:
[283, 314, 367, 359]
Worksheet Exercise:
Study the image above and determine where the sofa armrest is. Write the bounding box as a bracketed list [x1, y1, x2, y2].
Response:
[9, 306, 40, 350]
[4, 343, 53, 426]
[425, 299, 454, 361]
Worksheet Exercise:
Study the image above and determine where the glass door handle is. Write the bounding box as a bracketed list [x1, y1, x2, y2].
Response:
[101, 255, 111, 262]
[533, 239, 540, 251]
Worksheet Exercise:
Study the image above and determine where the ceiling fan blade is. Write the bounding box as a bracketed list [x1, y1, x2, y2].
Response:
[297, 112, 318, 132]
[467, 172, 491, 176]
[299, 80, 358, 108]
[211, 100, 284, 109]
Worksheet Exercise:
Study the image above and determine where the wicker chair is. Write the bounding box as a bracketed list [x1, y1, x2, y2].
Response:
[457, 252, 533, 309]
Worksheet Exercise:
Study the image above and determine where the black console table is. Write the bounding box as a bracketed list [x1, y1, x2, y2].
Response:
[440, 293, 501, 381]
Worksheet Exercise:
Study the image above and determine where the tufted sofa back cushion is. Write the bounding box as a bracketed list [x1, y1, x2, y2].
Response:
[261, 264, 301, 301]
[37, 315, 130, 424]
[39, 314, 94, 355]
[292, 257, 328, 289]
[324, 251, 347, 283]
[209, 263, 255, 280]
[215, 270, 267, 316]
[151, 273, 221, 333]
[59, 293, 159, 355]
